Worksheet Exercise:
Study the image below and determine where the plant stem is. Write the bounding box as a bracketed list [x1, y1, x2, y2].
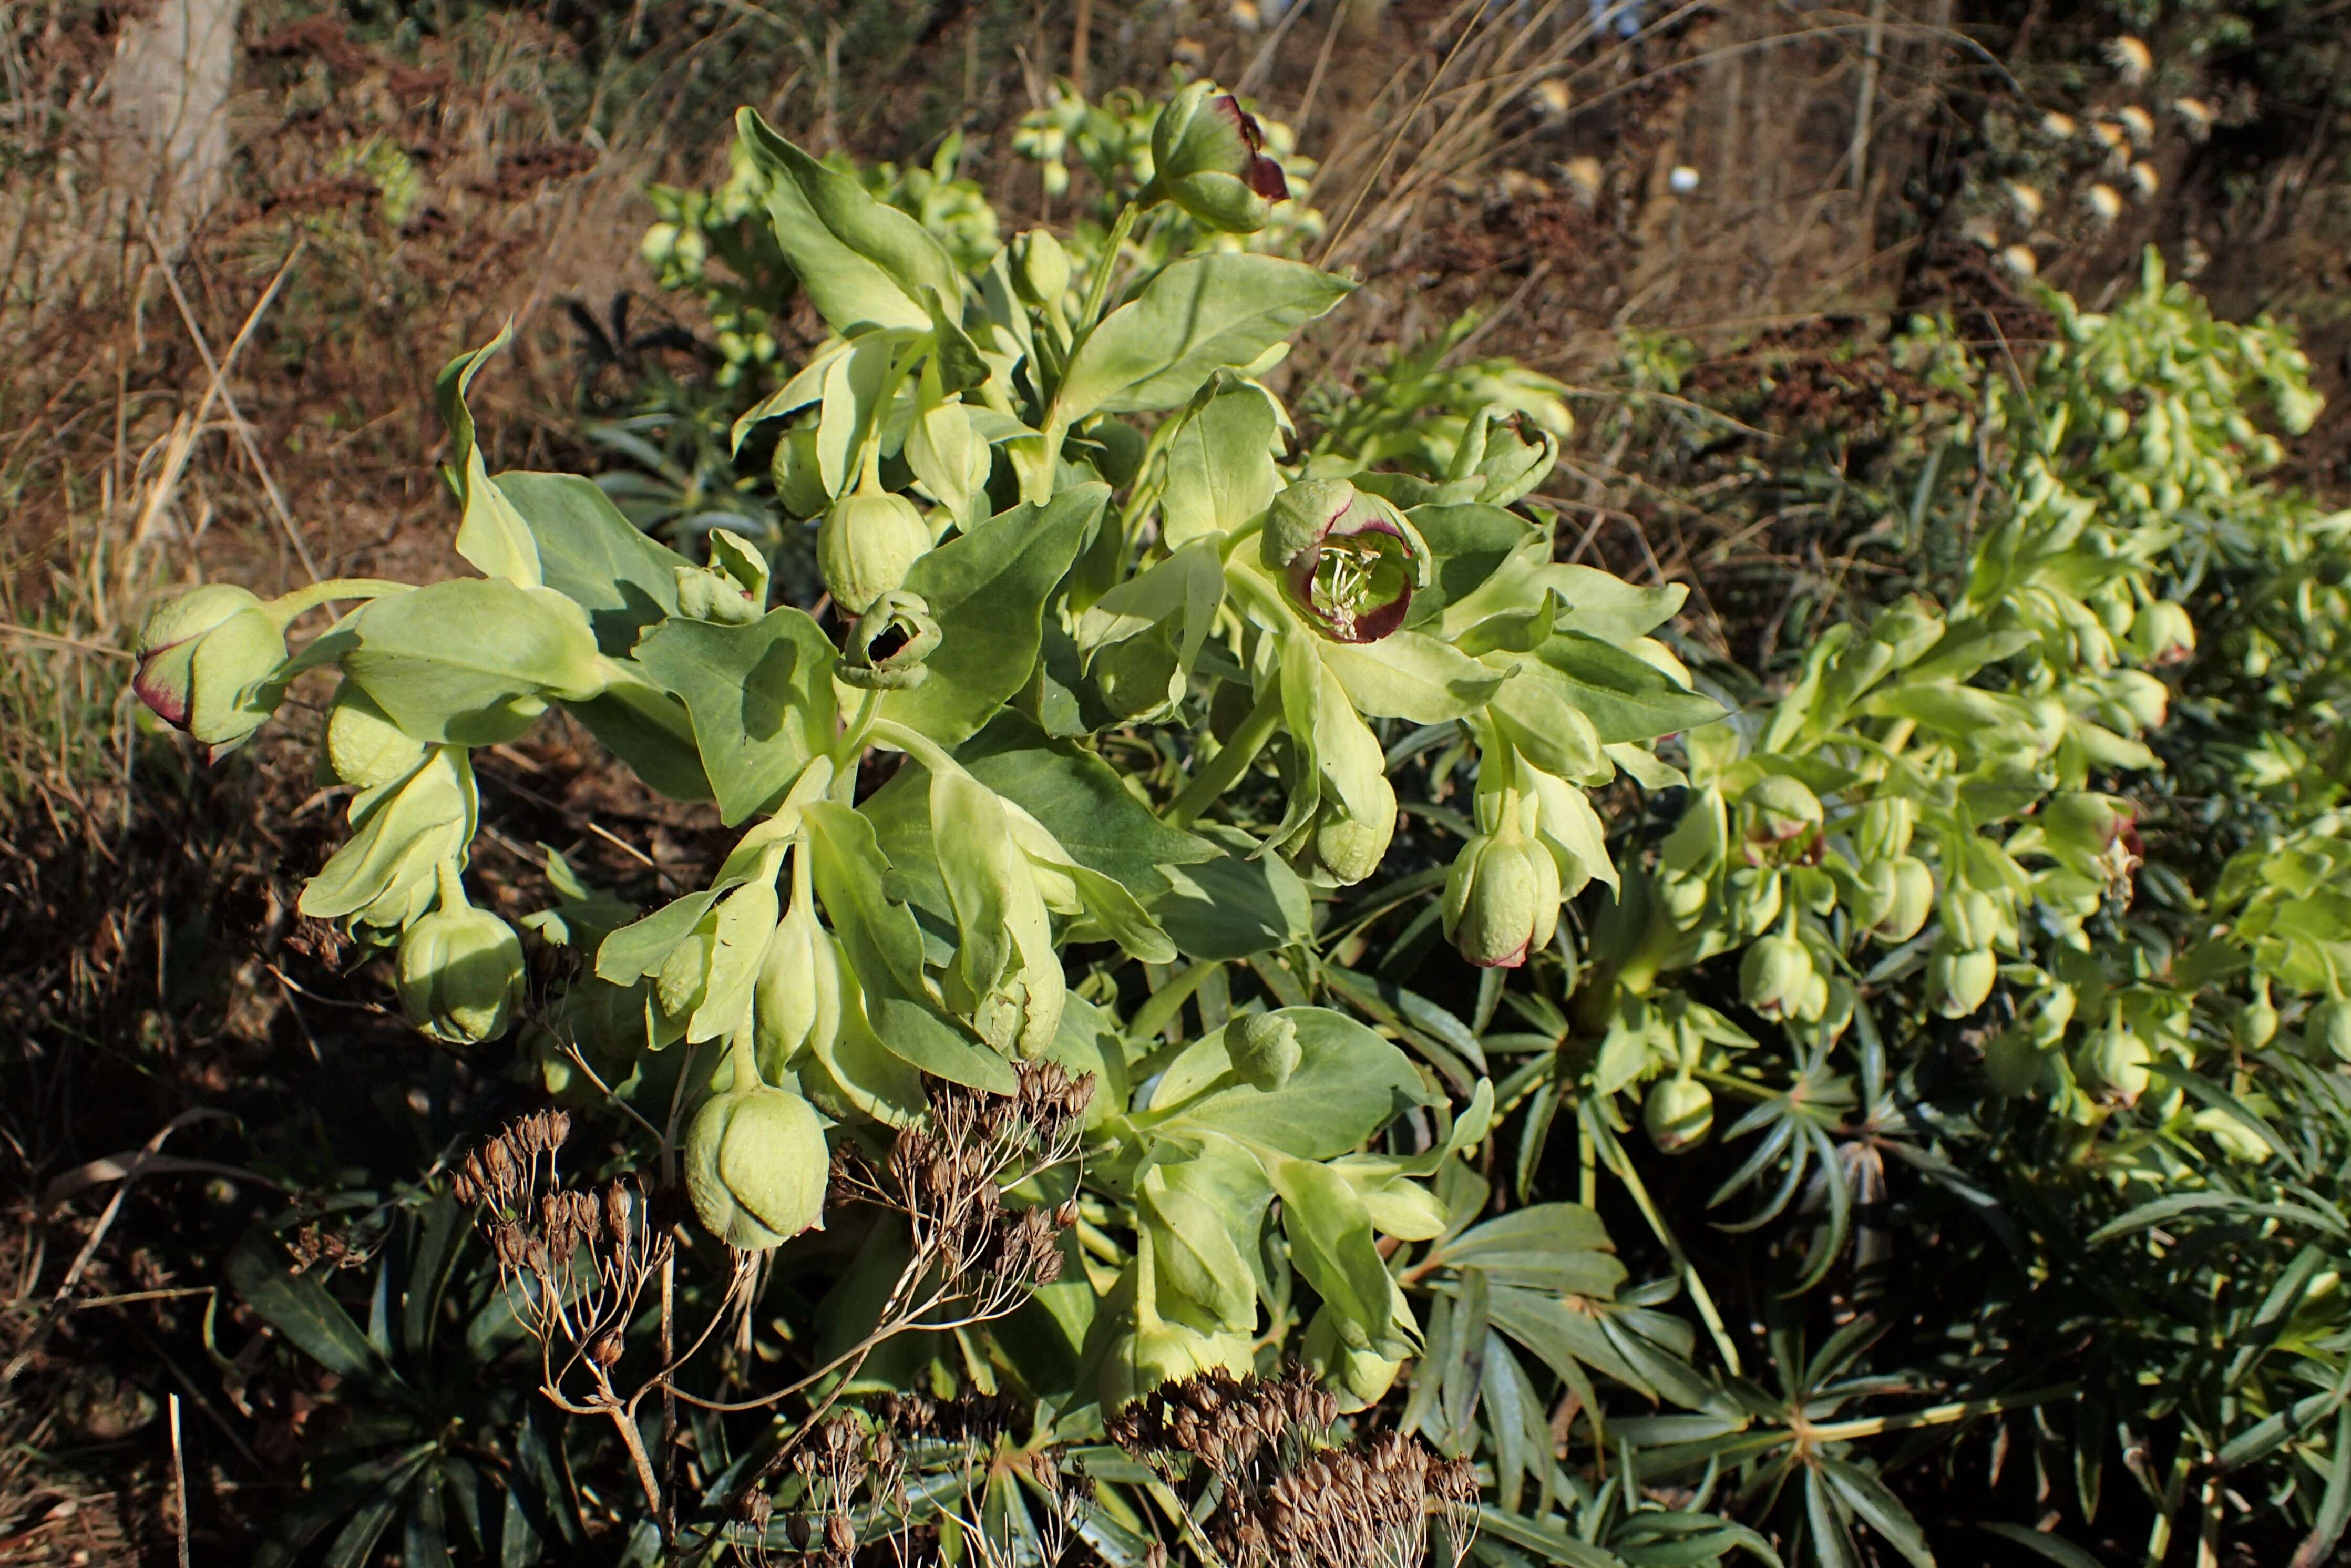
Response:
[605, 1398, 664, 1520]
[1075, 201, 1139, 341]
[270, 578, 411, 621]
[1167, 686, 1282, 827]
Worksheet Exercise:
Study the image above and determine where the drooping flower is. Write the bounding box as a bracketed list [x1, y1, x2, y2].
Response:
[1145, 81, 1291, 234]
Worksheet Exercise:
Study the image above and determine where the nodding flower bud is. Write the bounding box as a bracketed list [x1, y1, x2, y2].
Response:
[132, 583, 292, 748]
[1644, 1072, 1715, 1153]
[1443, 823, 1561, 968]
[2129, 599, 2196, 666]
[1010, 228, 1072, 310]
[2306, 996, 2351, 1065]
[1872, 855, 1936, 944]
[1144, 81, 1290, 234]
[2077, 1019, 2152, 1108]
[325, 683, 427, 790]
[1289, 778, 1397, 887]
[2235, 978, 2279, 1050]
[684, 1086, 830, 1251]
[1739, 932, 1825, 1023]
[836, 590, 942, 690]
[1739, 775, 1823, 865]
[1927, 938, 1998, 1019]
[2040, 792, 2143, 888]
[1227, 1011, 1302, 1092]
[1094, 625, 1184, 720]
[1261, 480, 1425, 644]
[396, 900, 527, 1045]
[818, 490, 932, 615]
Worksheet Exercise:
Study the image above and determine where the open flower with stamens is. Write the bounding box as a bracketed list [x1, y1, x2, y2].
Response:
[1260, 479, 1428, 643]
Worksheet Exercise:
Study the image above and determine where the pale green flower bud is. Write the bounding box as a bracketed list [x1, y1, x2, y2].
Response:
[1943, 887, 2000, 950]
[1873, 856, 1935, 944]
[771, 427, 829, 518]
[1853, 796, 1917, 863]
[2104, 669, 2170, 732]
[1308, 780, 1397, 886]
[1739, 932, 1822, 1022]
[1847, 859, 1900, 932]
[1144, 81, 1290, 234]
[836, 590, 942, 691]
[674, 528, 769, 625]
[1010, 228, 1072, 309]
[2306, 997, 2351, 1064]
[2129, 599, 2195, 666]
[325, 683, 427, 790]
[396, 902, 526, 1044]
[1644, 1073, 1714, 1153]
[818, 490, 932, 614]
[1443, 825, 1561, 968]
[1094, 626, 1184, 719]
[2076, 1020, 2152, 1108]
[132, 583, 292, 748]
[2235, 978, 2278, 1049]
[1227, 1011, 1301, 1092]
[1927, 939, 1998, 1018]
[1741, 775, 1822, 864]
[684, 1086, 830, 1250]
[753, 899, 841, 1079]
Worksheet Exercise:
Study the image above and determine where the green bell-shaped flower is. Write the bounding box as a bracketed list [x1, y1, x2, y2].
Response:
[325, 683, 427, 790]
[684, 1085, 830, 1251]
[1226, 1011, 1302, 1092]
[1301, 1304, 1404, 1410]
[1871, 856, 1935, 944]
[1143, 81, 1291, 234]
[1261, 480, 1425, 644]
[1443, 821, 1561, 968]
[1739, 774, 1822, 865]
[818, 489, 932, 614]
[2076, 1018, 2152, 1108]
[132, 583, 292, 749]
[396, 893, 527, 1045]
[1739, 931, 1824, 1023]
[1644, 1072, 1715, 1153]
[2235, 978, 2279, 1050]
[1010, 228, 1072, 311]
[1927, 939, 1998, 1019]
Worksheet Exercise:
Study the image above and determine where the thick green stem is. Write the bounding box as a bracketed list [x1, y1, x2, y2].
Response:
[1167, 686, 1282, 828]
[270, 578, 411, 621]
[1075, 201, 1139, 340]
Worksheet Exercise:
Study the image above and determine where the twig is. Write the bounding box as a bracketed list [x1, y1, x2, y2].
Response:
[140, 222, 325, 586]
[169, 1393, 191, 1568]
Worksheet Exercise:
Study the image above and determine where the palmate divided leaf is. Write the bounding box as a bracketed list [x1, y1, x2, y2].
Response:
[139, 77, 2351, 1568]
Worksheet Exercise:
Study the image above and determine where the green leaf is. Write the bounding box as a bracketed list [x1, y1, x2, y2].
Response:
[1146, 822, 1313, 960]
[737, 109, 961, 334]
[1268, 1154, 1408, 1354]
[957, 714, 1219, 886]
[1056, 254, 1353, 422]
[230, 1235, 410, 1397]
[493, 472, 686, 655]
[1977, 1525, 2101, 1568]
[1532, 632, 1727, 744]
[1443, 551, 1686, 644]
[561, 675, 714, 803]
[1406, 503, 1538, 624]
[342, 580, 603, 745]
[1319, 631, 1506, 724]
[1147, 1006, 1431, 1160]
[633, 608, 837, 825]
[436, 325, 542, 588]
[1430, 1205, 1628, 1297]
[1144, 1176, 1257, 1331]
[1818, 1458, 1934, 1568]
[1162, 381, 1281, 547]
[803, 801, 1018, 1094]
[1475, 1506, 1630, 1567]
[879, 485, 1108, 744]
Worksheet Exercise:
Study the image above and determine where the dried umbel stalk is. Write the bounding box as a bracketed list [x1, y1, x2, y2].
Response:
[828, 1060, 1094, 1324]
[1106, 1366, 1338, 1489]
[1111, 1371, 1477, 1568]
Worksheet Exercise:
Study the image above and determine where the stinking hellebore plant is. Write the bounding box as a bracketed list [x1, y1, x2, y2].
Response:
[133, 82, 1724, 1561]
